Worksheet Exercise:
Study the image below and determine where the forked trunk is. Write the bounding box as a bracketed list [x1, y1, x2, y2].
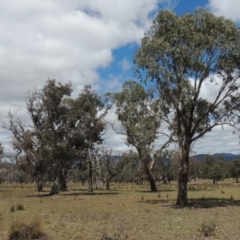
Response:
[144, 163, 157, 192]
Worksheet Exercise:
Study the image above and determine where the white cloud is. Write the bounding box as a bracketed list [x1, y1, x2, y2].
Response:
[121, 58, 131, 71]
[1, 0, 239, 155]
[194, 125, 239, 154]
[0, 0, 173, 105]
[0, 0, 178, 150]
[207, 0, 240, 22]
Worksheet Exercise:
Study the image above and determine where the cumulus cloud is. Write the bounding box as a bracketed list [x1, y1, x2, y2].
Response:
[121, 58, 131, 71]
[1, 0, 239, 155]
[0, 0, 179, 150]
[207, 0, 240, 22]
[194, 125, 239, 154]
[0, 0, 173, 105]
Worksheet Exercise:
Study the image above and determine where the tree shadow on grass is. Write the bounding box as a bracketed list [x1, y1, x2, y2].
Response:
[139, 199, 172, 204]
[137, 189, 176, 193]
[61, 191, 120, 197]
[185, 198, 240, 208]
[26, 191, 119, 198]
[142, 197, 240, 208]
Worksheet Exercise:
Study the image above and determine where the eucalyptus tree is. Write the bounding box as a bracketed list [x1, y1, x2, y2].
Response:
[4, 112, 49, 191]
[134, 9, 240, 204]
[27, 79, 73, 192]
[229, 159, 240, 183]
[120, 150, 142, 184]
[200, 155, 226, 184]
[5, 80, 110, 194]
[152, 149, 174, 183]
[114, 80, 169, 191]
[97, 148, 128, 190]
[68, 85, 111, 192]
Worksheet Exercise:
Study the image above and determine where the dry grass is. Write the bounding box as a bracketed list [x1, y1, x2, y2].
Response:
[0, 180, 240, 239]
[16, 203, 24, 211]
[8, 218, 47, 240]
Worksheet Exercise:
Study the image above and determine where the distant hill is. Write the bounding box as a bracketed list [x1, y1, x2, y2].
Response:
[193, 153, 240, 161]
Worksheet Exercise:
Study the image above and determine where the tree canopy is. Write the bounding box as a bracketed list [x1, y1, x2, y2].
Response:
[134, 8, 240, 204]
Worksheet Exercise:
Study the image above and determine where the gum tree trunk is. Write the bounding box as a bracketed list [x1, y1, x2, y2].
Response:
[59, 172, 67, 191]
[37, 178, 43, 192]
[106, 178, 110, 190]
[88, 160, 93, 193]
[144, 163, 157, 192]
[176, 163, 189, 205]
[176, 150, 189, 205]
[50, 177, 59, 195]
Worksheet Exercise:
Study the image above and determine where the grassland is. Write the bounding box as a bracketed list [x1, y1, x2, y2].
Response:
[0, 180, 240, 239]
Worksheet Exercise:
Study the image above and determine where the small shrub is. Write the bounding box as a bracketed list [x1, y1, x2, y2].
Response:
[16, 203, 24, 211]
[8, 218, 48, 240]
[100, 227, 128, 240]
[198, 220, 216, 237]
[10, 205, 15, 212]
[221, 190, 225, 194]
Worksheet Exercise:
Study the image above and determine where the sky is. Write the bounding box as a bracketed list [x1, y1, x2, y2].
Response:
[1, 0, 240, 155]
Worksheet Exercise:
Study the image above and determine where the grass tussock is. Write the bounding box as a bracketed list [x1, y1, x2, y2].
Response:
[10, 205, 15, 212]
[8, 218, 48, 240]
[100, 227, 128, 240]
[16, 203, 24, 211]
[198, 220, 216, 237]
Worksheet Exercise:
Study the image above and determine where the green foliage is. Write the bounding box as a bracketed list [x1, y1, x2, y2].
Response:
[119, 151, 144, 183]
[114, 81, 166, 191]
[5, 80, 109, 191]
[200, 155, 227, 183]
[115, 80, 161, 153]
[134, 8, 240, 203]
[229, 159, 240, 182]
[152, 150, 174, 183]
[135, 8, 240, 140]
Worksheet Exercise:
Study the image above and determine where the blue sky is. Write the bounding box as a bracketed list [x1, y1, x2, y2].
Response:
[0, 0, 240, 155]
[97, 0, 211, 93]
